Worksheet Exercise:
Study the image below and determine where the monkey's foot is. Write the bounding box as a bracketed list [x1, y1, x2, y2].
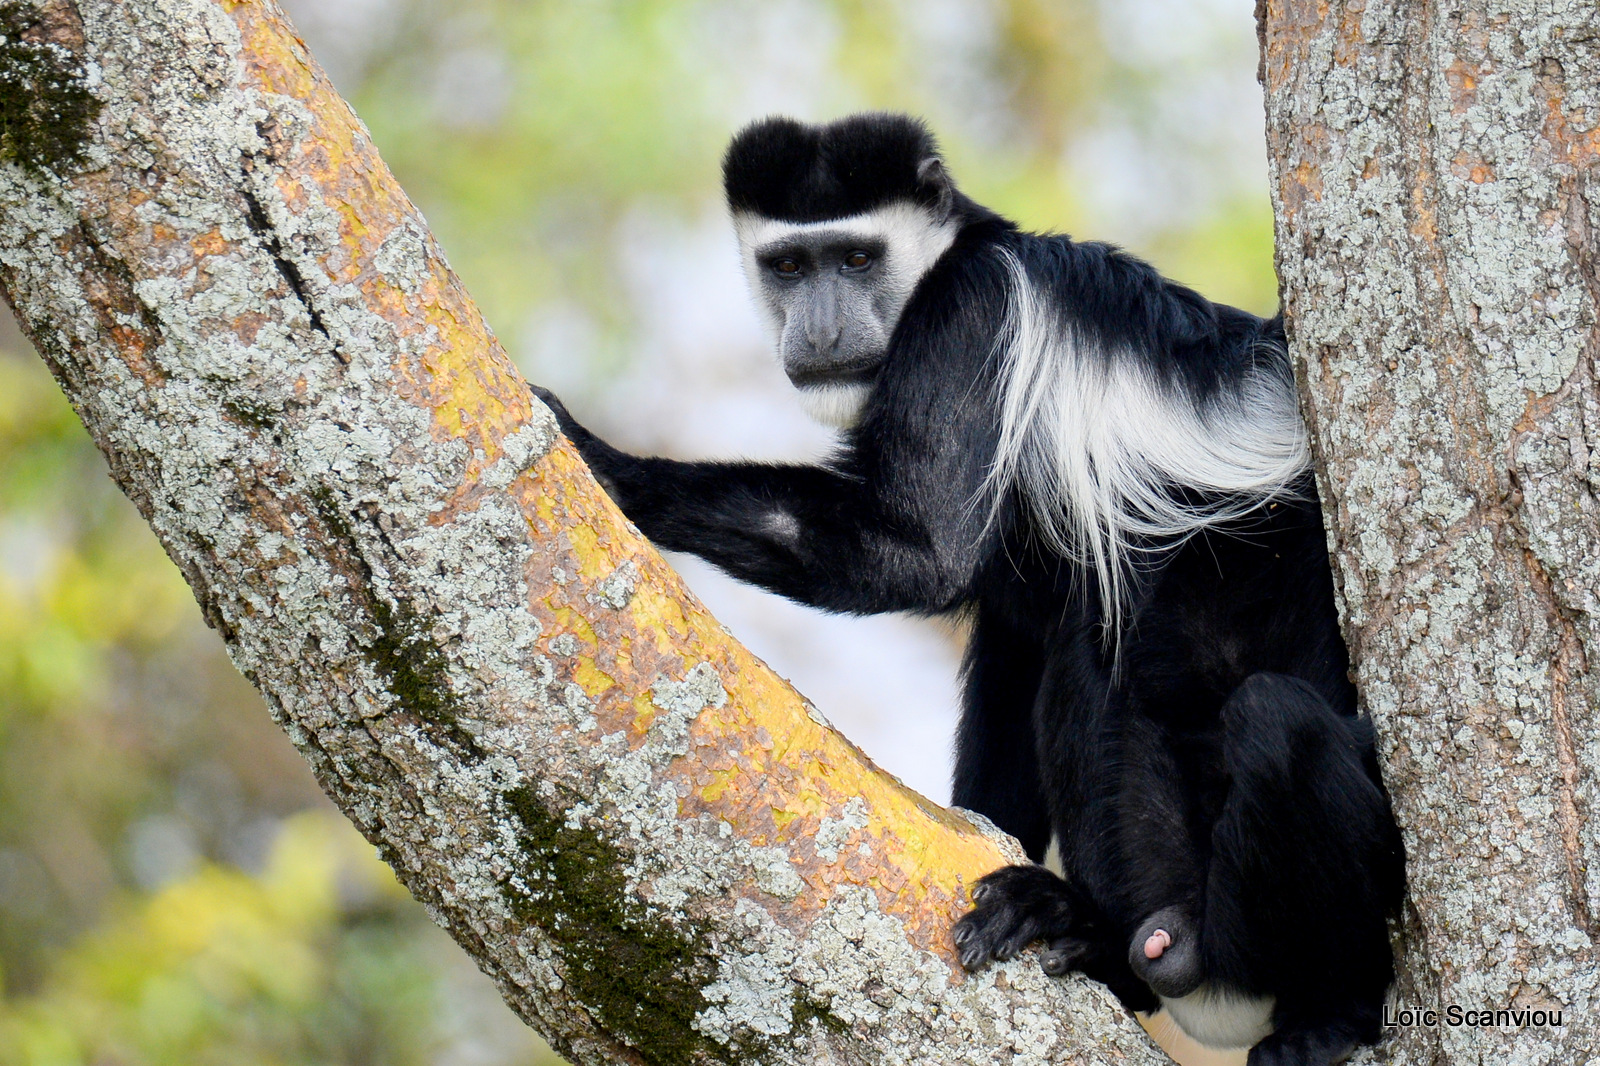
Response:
[952, 864, 1077, 972]
[1246, 1021, 1360, 1066]
[1127, 907, 1203, 998]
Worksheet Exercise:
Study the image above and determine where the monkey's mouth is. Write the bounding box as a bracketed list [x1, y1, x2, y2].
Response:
[786, 364, 879, 389]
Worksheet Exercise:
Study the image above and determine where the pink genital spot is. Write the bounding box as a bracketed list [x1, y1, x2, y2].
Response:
[1144, 928, 1172, 960]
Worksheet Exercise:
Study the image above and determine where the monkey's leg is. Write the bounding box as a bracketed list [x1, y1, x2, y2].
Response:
[1204, 673, 1403, 1066]
[951, 608, 1049, 860]
[1110, 711, 1211, 1001]
[956, 696, 1199, 1014]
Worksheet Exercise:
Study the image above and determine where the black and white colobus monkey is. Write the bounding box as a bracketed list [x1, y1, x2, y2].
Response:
[532, 113, 1404, 1066]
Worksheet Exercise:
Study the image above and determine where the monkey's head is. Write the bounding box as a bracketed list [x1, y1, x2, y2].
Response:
[724, 113, 961, 428]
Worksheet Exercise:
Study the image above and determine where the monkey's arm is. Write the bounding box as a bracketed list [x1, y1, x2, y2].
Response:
[531, 385, 992, 615]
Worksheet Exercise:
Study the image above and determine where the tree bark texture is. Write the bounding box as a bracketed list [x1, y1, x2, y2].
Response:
[0, 1, 1169, 1064]
[1262, 1, 1599, 1062]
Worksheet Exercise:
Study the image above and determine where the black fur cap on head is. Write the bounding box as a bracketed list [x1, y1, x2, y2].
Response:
[723, 113, 954, 223]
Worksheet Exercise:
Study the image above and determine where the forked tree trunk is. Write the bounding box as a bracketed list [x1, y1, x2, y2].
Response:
[0, 1, 1163, 1064]
[3, 0, 1595, 1062]
[1262, 0, 1599, 1062]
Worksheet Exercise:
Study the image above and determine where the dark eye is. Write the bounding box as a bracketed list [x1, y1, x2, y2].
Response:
[842, 250, 873, 271]
[772, 258, 802, 278]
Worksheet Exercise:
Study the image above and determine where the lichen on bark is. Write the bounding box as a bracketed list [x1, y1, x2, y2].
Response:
[500, 784, 730, 1066]
[1263, 0, 1600, 1062]
[0, 1, 1169, 1063]
[0, 0, 101, 174]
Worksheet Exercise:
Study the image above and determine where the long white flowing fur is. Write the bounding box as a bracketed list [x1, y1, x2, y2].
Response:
[986, 250, 1309, 639]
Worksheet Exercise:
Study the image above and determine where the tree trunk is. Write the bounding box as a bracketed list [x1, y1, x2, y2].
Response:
[1262, 0, 1599, 1062]
[0, 1, 1165, 1063]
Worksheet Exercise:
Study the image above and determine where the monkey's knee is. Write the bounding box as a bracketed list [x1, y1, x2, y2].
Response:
[1218, 672, 1357, 782]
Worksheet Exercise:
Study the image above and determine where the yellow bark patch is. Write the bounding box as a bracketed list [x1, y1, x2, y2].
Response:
[222, 0, 1015, 977]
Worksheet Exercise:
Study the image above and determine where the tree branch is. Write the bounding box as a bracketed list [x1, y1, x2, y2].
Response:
[0, 1, 1165, 1062]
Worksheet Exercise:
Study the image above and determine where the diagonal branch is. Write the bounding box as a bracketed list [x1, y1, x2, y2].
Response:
[0, 1, 1165, 1063]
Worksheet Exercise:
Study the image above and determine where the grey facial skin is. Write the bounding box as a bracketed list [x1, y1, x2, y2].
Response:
[733, 202, 960, 428]
[756, 234, 894, 388]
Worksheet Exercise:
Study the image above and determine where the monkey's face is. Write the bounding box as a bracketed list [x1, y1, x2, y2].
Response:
[735, 202, 958, 428]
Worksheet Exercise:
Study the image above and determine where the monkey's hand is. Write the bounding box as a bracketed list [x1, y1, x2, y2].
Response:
[529, 384, 588, 448]
[528, 384, 626, 498]
[952, 865, 1081, 972]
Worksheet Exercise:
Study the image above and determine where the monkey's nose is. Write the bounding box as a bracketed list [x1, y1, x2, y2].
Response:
[806, 323, 841, 354]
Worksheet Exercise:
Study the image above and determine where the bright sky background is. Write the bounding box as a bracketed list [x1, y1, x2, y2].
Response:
[281, 0, 1274, 804]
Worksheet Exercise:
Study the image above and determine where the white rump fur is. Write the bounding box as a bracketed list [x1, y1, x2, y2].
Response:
[1158, 984, 1277, 1049]
[986, 250, 1309, 636]
[734, 202, 960, 429]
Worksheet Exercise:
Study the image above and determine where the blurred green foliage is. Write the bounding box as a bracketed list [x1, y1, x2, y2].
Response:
[0, 1, 1275, 1062]
[0, 333, 560, 1064]
[5, 815, 437, 1065]
[331, 0, 1274, 389]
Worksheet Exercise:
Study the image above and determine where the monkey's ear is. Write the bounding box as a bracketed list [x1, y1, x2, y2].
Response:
[917, 156, 956, 219]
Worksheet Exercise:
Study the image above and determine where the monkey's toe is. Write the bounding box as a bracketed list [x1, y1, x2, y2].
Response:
[1040, 936, 1095, 977]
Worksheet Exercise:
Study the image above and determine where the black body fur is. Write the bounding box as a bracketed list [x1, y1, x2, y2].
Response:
[533, 114, 1404, 1065]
